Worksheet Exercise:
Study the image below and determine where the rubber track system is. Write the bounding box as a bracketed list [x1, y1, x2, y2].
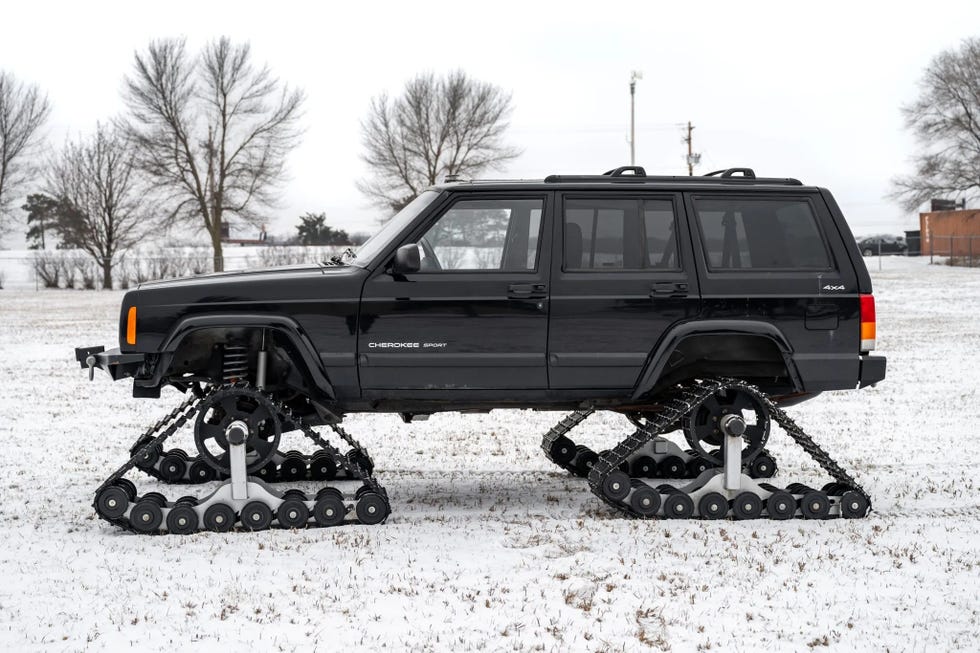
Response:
[541, 411, 778, 481]
[573, 378, 869, 520]
[93, 383, 389, 534]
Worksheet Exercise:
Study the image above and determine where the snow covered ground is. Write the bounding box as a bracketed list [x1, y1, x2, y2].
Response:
[0, 256, 978, 652]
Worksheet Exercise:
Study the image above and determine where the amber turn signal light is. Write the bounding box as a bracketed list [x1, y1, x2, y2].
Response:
[126, 306, 137, 345]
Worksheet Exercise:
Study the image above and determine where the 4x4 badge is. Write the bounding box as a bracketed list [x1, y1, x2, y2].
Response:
[821, 284, 845, 291]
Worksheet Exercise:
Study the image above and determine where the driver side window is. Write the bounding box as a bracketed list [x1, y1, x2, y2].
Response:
[419, 198, 543, 271]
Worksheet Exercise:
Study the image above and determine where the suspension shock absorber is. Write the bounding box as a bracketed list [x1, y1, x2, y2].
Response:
[222, 344, 249, 383]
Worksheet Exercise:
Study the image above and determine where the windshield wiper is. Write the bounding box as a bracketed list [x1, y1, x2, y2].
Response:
[325, 247, 357, 266]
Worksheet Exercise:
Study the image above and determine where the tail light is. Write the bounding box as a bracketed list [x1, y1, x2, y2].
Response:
[859, 294, 875, 351]
[126, 306, 137, 345]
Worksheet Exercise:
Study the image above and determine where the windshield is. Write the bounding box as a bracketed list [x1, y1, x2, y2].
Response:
[352, 190, 442, 266]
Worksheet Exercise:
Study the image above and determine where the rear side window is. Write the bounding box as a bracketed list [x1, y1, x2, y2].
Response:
[564, 198, 679, 270]
[693, 196, 831, 270]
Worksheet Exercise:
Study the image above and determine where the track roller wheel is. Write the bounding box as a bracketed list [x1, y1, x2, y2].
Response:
[313, 494, 346, 527]
[748, 452, 777, 479]
[549, 436, 576, 465]
[629, 480, 661, 517]
[277, 498, 310, 529]
[573, 446, 598, 476]
[601, 471, 631, 501]
[317, 487, 344, 501]
[159, 453, 187, 482]
[278, 454, 308, 482]
[765, 490, 796, 520]
[140, 492, 167, 507]
[114, 478, 137, 501]
[310, 451, 338, 481]
[354, 485, 373, 500]
[282, 489, 308, 501]
[135, 443, 161, 470]
[166, 504, 199, 534]
[686, 457, 710, 478]
[732, 492, 763, 520]
[130, 499, 163, 533]
[355, 492, 388, 525]
[658, 456, 685, 478]
[800, 491, 831, 520]
[174, 495, 199, 506]
[241, 501, 274, 531]
[630, 456, 657, 478]
[256, 461, 278, 481]
[840, 490, 870, 519]
[663, 492, 694, 519]
[188, 459, 217, 483]
[698, 492, 728, 519]
[347, 450, 374, 476]
[95, 485, 130, 520]
[203, 503, 237, 532]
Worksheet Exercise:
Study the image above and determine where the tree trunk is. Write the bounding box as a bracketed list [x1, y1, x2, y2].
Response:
[102, 262, 113, 290]
[211, 224, 224, 272]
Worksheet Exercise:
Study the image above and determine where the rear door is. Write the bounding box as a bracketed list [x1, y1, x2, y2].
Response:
[685, 191, 860, 391]
[547, 192, 701, 389]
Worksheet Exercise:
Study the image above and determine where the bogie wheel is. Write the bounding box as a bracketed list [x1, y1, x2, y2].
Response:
[159, 453, 187, 482]
[166, 504, 199, 534]
[135, 443, 161, 470]
[732, 492, 763, 520]
[277, 499, 310, 529]
[573, 447, 598, 476]
[278, 454, 308, 482]
[241, 501, 274, 531]
[96, 485, 130, 520]
[114, 478, 138, 501]
[698, 492, 729, 519]
[748, 452, 777, 479]
[130, 500, 163, 533]
[601, 471, 631, 501]
[194, 386, 282, 476]
[630, 456, 657, 478]
[658, 456, 685, 478]
[310, 451, 338, 481]
[549, 436, 575, 465]
[766, 491, 796, 520]
[629, 482, 661, 517]
[203, 503, 237, 532]
[840, 491, 870, 519]
[686, 457, 711, 478]
[313, 494, 346, 527]
[800, 491, 831, 520]
[663, 493, 695, 519]
[347, 450, 375, 477]
[355, 492, 389, 525]
[683, 385, 770, 467]
[188, 459, 217, 483]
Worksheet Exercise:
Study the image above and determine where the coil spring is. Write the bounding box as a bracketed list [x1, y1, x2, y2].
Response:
[222, 344, 249, 383]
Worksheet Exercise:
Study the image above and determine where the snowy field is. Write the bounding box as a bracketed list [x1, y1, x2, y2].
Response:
[0, 256, 978, 652]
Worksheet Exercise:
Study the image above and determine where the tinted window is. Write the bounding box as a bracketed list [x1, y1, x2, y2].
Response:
[694, 197, 831, 270]
[564, 198, 679, 270]
[419, 198, 543, 271]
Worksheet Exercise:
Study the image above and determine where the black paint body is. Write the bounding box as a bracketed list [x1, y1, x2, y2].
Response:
[107, 174, 886, 414]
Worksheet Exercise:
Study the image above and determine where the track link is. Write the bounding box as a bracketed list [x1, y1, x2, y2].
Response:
[93, 383, 389, 534]
[560, 379, 870, 520]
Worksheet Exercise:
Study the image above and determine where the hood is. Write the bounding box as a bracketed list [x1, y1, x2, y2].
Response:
[137, 263, 346, 289]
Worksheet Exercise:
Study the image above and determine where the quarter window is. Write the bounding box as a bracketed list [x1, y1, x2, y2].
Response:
[694, 197, 831, 270]
[564, 198, 679, 270]
[419, 198, 543, 271]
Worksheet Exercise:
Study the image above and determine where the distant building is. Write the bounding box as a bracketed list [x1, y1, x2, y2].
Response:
[919, 209, 980, 260]
[220, 221, 269, 246]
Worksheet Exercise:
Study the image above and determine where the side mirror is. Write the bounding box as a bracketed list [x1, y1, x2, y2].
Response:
[392, 243, 421, 275]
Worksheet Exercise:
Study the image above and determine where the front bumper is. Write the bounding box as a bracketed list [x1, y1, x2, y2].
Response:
[858, 354, 886, 388]
[75, 346, 146, 381]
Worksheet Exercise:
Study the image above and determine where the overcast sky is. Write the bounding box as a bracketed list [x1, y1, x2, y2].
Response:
[2, 0, 979, 246]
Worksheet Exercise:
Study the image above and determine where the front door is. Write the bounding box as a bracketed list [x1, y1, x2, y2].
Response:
[547, 192, 701, 389]
[358, 193, 552, 393]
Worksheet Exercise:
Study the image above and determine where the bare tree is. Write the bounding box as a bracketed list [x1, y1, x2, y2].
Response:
[47, 124, 149, 289]
[121, 37, 304, 271]
[891, 38, 980, 210]
[358, 70, 520, 214]
[0, 71, 51, 236]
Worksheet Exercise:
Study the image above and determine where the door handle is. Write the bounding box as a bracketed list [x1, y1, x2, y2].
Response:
[508, 283, 547, 299]
[650, 282, 688, 298]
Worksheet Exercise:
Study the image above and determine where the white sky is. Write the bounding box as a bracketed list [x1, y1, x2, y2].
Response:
[2, 0, 979, 246]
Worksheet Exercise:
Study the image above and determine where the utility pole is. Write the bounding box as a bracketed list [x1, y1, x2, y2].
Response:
[629, 71, 642, 165]
[684, 121, 701, 176]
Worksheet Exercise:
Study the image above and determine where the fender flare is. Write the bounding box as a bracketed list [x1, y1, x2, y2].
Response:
[630, 320, 801, 400]
[144, 314, 335, 399]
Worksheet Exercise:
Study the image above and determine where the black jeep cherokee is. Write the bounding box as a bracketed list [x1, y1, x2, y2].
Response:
[78, 167, 886, 533]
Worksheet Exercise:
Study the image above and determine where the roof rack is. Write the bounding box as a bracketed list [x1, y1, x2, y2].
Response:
[544, 166, 802, 186]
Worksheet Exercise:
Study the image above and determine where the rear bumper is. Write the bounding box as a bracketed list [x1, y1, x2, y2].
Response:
[858, 354, 886, 388]
[75, 346, 146, 381]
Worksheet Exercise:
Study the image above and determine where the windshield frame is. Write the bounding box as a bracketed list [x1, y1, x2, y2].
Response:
[352, 190, 443, 268]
